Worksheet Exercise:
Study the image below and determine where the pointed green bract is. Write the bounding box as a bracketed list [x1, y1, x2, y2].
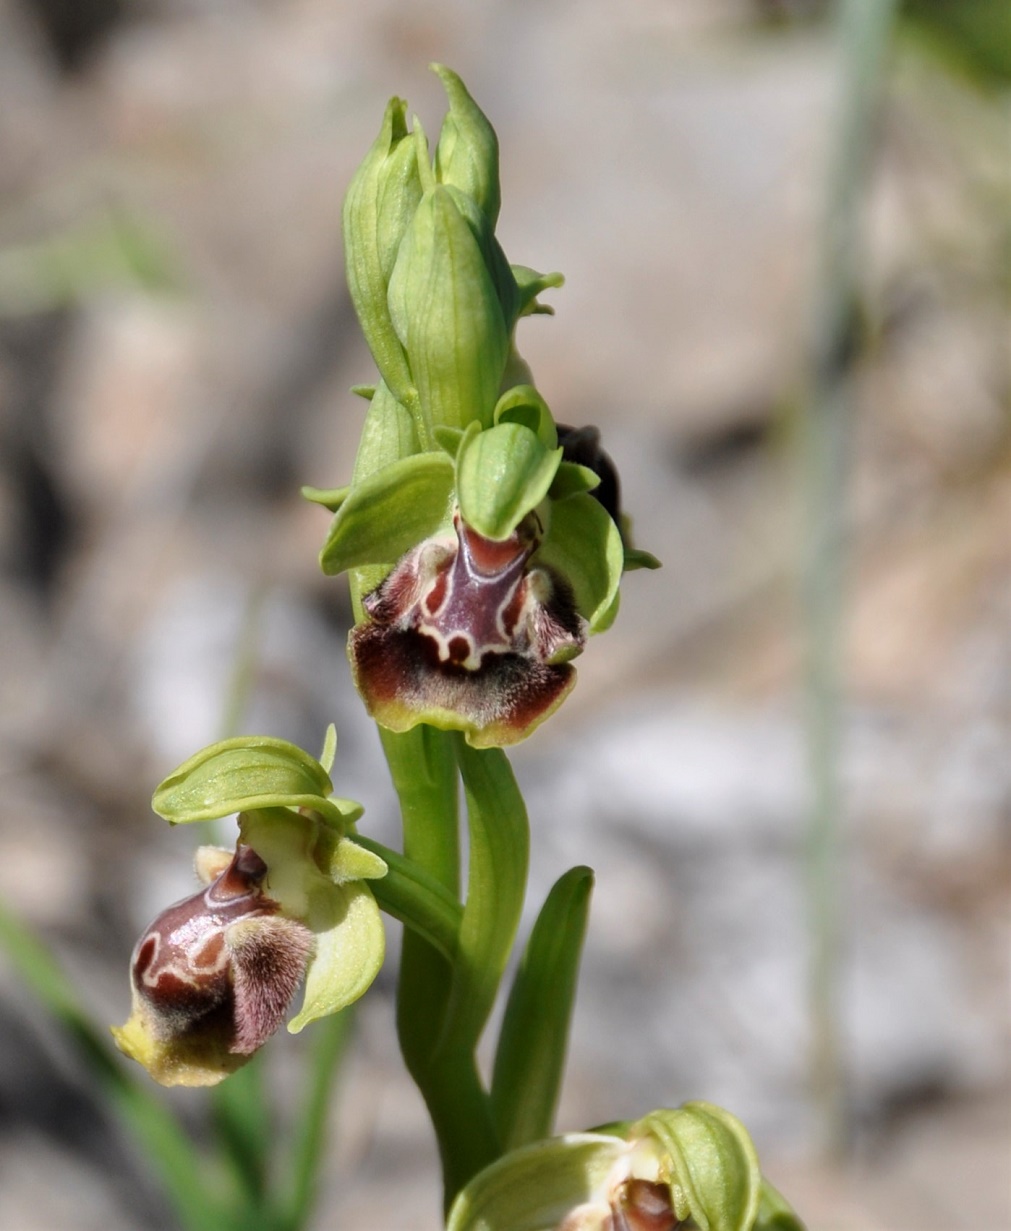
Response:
[387, 185, 508, 432]
[533, 492, 624, 630]
[512, 265, 565, 317]
[319, 450, 455, 576]
[755, 1179, 807, 1231]
[456, 422, 562, 541]
[433, 63, 501, 228]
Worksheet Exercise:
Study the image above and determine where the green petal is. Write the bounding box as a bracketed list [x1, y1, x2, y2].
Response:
[640, 1103, 761, 1231]
[432, 64, 501, 227]
[387, 185, 508, 431]
[512, 265, 565, 317]
[151, 737, 349, 828]
[446, 1134, 628, 1231]
[533, 493, 623, 630]
[288, 882, 385, 1033]
[318, 450, 454, 576]
[549, 460, 601, 502]
[493, 384, 558, 448]
[456, 421, 562, 541]
[328, 835, 387, 884]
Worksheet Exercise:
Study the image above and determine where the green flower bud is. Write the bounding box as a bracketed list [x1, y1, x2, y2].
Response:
[432, 63, 501, 228]
[342, 96, 423, 409]
[387, 184, 509, 432]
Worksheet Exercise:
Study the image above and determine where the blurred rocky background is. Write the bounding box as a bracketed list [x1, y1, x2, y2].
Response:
[0, 1, 1007, 1228]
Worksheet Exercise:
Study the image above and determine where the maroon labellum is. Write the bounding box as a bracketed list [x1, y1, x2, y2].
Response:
[114, 844, 314, 1085]
[350, 510, 586, 747]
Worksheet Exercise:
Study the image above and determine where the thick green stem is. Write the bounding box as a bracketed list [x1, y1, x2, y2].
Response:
[378, 725, 500, 1208]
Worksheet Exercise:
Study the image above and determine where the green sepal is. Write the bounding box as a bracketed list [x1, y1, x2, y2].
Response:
[549, 460, 601, 502]
[301, 484, 350, 512]
[533, 492, 624, 630]
[754, 1179, 807, 1231]
[492, 385, 558, 448]
[512, 265, 565, 317]
[288, 881, 385, 1033]
[639, 1102, 761, 1231]
[456, 421, 562, 542]
[623, 546, 662, 571]
[432, 63, 501, 227]
[445, 1133, 628, 1231]
[491, 865, 594, 1150]
[151, 736, 353, 832]
[341, 96, 421, 410]
[318, 450, 454, 575]
[387, 185, 509, 431]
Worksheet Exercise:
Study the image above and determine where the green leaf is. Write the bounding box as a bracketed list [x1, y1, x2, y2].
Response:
[437, 740, 529, 1056]
[288, 882, 386, 1033]
[446, 1133, 627, 1231]
[151, 736, 347, 827]
[387, 185, 509, 431]
[491, 866, 594, 1150]
[432, 64, 502, 227]
[493, 384, 558, 448]
[641, 1103, 761, 1231]
[318, 450, 454, 576]
[456, 422, 562, 541]
[342, 96, 422, 409]
[533, 492, 624, 630]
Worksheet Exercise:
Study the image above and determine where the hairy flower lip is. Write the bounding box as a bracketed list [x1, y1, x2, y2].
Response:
[351, 509, 584, 746]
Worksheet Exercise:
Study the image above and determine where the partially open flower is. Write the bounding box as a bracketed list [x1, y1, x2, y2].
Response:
[446, 1102, 804, 1231]
[113, 733, 387, 1086]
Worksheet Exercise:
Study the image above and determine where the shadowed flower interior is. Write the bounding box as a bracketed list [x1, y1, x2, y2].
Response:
[350, 509, 586, 747]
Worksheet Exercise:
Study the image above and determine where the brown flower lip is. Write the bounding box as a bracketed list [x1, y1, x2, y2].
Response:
[121, 843, 314, 1076]
[350, 510, 586, 747]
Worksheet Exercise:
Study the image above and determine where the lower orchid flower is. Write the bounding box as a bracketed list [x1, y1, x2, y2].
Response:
[112, 733, 387, 1087]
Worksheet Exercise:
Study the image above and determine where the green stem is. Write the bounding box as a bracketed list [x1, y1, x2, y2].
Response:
[803, 0, 898, 1158]
[350, 834, 462, 961]
[378, 726, 500, 1207]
